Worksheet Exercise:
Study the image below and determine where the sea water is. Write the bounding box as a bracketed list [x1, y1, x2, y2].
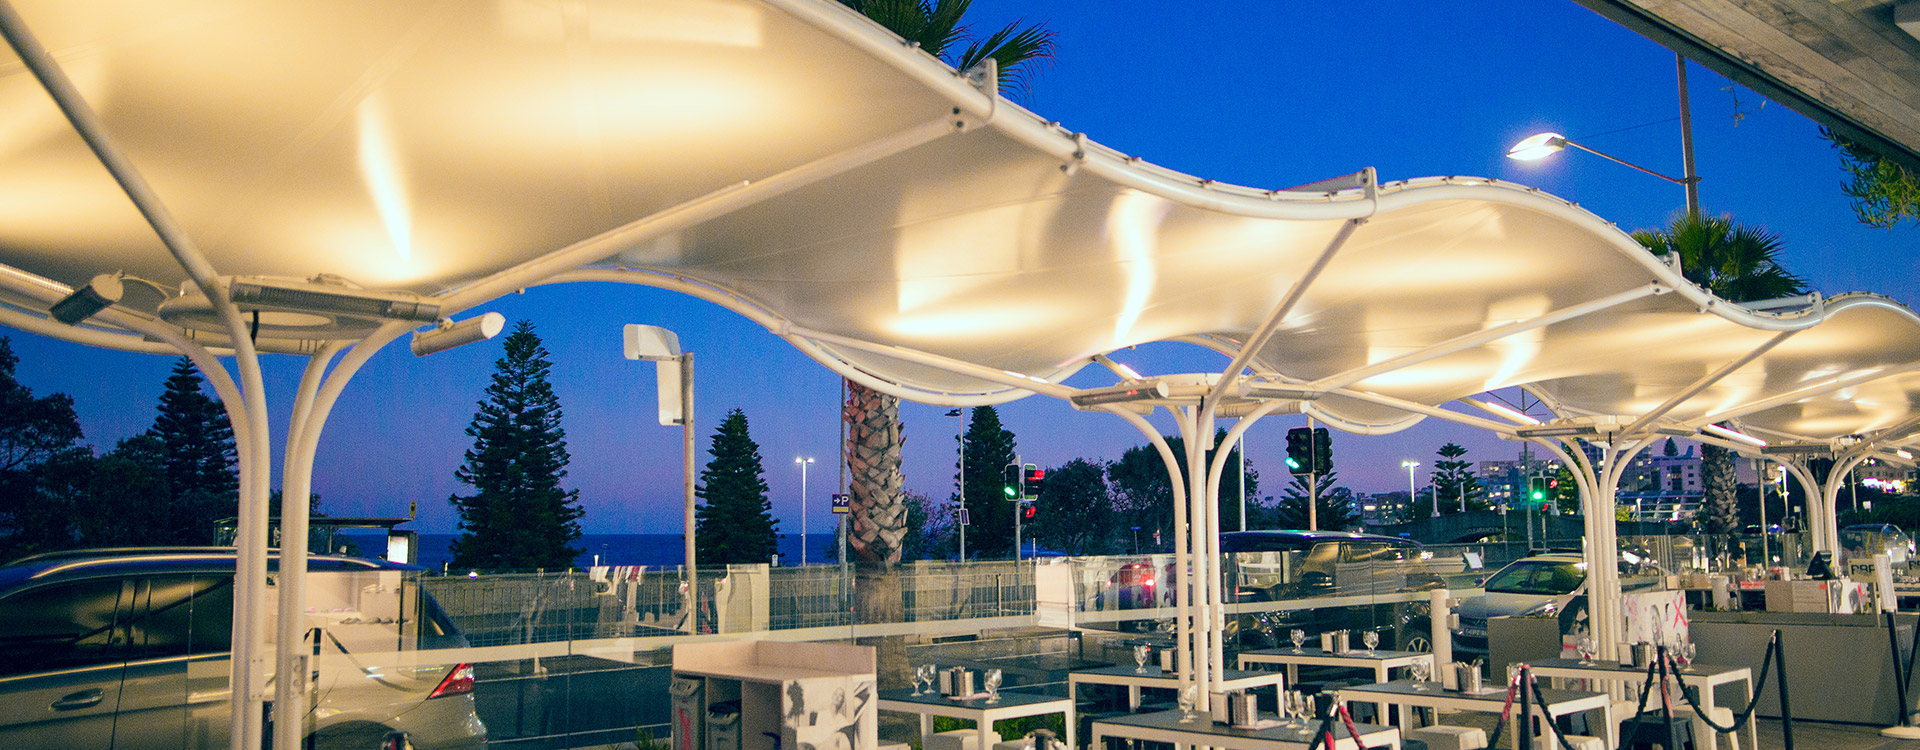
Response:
[333, 530, 846, 572]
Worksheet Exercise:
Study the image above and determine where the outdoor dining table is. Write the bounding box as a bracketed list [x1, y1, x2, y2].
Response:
[1089, 708, 1401, 750]
[1068, 664, 1287, 713]
[1334, 680, 1614, 750]
[1527, 657, 1756, 750]
[1237, 647, 1436, 685]
[877, 688, 1076, 750]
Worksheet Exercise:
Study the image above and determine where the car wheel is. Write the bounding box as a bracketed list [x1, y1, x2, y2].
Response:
[313, 721, 399, 750]
[1399, 633, 1432, 653]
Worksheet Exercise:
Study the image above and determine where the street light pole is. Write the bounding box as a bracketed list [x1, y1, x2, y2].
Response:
[1510, 54, 1701, 216]
[1676, 52, 1700, 216]
[623, 324, 698, 633]
[948, 410, 968, 562]
[1403, 461, 1423, 519]
[796, 456, 814, 565]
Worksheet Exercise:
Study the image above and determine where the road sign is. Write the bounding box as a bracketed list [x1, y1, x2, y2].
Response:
[957, 508, 971, 526]
[830, 493, 849, 515]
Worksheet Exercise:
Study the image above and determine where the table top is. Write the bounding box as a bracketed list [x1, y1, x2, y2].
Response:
[877, 688, 1070, 710]
[1071, 665, 1279, 683]
[1092, 708, 1396, 743]
[1525, 657, 1750, 681]
[1339, 680, 1603, 709]
[1240, 647, 1433, 663]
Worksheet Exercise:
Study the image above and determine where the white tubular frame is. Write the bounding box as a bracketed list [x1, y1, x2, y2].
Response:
[1097, 405, 1194, 697]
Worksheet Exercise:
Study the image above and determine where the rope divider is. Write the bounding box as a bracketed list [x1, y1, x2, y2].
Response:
[1660, 635, 1777, 734]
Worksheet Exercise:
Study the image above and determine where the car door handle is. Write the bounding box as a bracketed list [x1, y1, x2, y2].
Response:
[52, 689, 105, 710]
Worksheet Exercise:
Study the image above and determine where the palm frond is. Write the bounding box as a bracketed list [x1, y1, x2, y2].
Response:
[956, 21, 1055, 98]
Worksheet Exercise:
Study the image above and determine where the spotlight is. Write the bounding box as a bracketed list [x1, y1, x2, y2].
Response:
[49, 274, 123, 324]
[1069, 381, 1170, 408]
[411, 313, 506, 356]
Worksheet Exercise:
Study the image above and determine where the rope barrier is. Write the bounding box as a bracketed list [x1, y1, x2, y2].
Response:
[1660, 633, 1778, 734]
[1302, 697, 1381, 750]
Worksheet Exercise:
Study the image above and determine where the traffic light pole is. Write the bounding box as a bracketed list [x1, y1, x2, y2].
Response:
[1010, 457, 1023, 562]
[1308, 416, 1318, 531]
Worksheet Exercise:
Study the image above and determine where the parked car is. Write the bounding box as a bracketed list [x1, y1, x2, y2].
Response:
[0, 547, 487, 749]
[1087, 531, 1444, 650]
[1839, 523, 1914, 569]
[1450, 551, 1665, 657]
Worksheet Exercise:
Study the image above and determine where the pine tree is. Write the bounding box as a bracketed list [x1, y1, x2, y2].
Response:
[1274, 469, 1359, 530]
[147, 358, 236, 544]
[0, 337, 85, 558]
[695, 409, 780, 565]
[956, 407, 1020, 558]
[1429, 443, 1487, 514]
[448, 320, 584, 571]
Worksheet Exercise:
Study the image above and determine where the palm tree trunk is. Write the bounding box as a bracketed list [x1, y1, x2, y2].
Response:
[844, 380, 908, 687]
[1702, 442, 1739, 534]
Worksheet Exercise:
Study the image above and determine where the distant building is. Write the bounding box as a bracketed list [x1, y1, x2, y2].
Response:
[1605, 440, 1704, 521]
[1358, 491, 1413, 526]
[1478, 445, 1562, 511]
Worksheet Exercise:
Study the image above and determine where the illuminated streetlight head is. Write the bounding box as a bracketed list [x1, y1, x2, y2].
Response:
[1506, 132, 1568, 161]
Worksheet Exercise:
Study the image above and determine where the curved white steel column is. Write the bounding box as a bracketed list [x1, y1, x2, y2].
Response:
[1204, 403, 1286, 692]
[1175, 407, 1214, 707]
[271, 323, 407, 750]
[1097, 406, 1195, 698]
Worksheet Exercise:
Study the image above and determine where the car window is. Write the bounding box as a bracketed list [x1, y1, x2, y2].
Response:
[1484, 561, 1584, 595]
[0, 578, 130, 676]
[1301, 543, 1338, 576]
[126, 575, 233, 661]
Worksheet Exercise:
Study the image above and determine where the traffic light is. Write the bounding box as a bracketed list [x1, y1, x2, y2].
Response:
[1023, 466, 1045, 500]
[1002, 463, 1022, 499]
[1528, 477, 1547, 503]
[1311, 427, 1332, 474]
[1285, 427, 1312, 474]
[1024, 505, 1036, 519]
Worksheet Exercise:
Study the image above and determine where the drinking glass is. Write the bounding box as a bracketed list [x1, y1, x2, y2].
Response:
[1506, 663, 1521, 690]
[1681, 641, 1697, 669]
[915, 664, 936, 695]
[1291, 629, 1307, 652]
[984, 668, 1003, 703]
[1409, 659, 1430, 690]
[1577, 636, 1596, 666]
[1288, 690, 1309, 727]
[1134, 644, 1152, 673]
[1178, 685, 1198, 722]
[1363, 631, 1380, 654]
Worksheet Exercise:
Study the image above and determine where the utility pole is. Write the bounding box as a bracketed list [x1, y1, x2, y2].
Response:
[1308, 416, 1319, 531]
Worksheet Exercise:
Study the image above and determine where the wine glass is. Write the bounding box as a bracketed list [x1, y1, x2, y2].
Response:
[1577, 636, 1596, 666]
[984, 668, 1003, 703]
[1409, 658, 1431, 690]
[1363, 630, 1380, 655]
[1134, 644, 1152, 673]
[1177, 685, 1198, 722]
[1681, 641, 1697, 670]
[915, 664, 935, 695]
[1291, 629, 1307, 652]
[1288, 690, 1309, 727]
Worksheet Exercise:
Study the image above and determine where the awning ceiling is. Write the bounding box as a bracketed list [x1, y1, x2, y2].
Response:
[4, 0, 1920, 449]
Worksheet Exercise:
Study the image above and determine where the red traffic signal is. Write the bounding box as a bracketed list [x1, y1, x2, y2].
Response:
[1023, 505, 1036, 519]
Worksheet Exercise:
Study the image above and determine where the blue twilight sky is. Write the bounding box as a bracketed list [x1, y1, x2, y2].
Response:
[6, 1, 1916, 534]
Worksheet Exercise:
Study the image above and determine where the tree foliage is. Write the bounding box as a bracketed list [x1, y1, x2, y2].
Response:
[1825, 127, 1920, 229]
[957, 406, 1019, 558]
[0, 338, 85, 559]
[1273, 469, 1359, 531]
[1429, 442, 1487, 514]
[1029, 458, 1116, 555]
[147, 358, 236, 544]
[833, 0, 1054, 98]
[1106, 431, 1260, 549]
[695, 408, 780, 566]
[448, 321, 584, 571]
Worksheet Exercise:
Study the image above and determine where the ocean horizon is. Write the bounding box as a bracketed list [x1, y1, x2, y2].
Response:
[334, 530, 846, 572]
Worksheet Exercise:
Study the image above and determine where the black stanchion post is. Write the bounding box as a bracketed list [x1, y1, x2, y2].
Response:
[1658, 648, 1680, 750]
[1888, 611, 1912, 727]
[1907, 613, 1920, 694]
[1774, 630, 1793, 750]
[1519, 665, 1532, 750]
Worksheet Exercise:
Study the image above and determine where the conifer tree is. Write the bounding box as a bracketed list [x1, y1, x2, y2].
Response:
[448, 321, 584, 570]
[958, 406, 1018, 558]
[147, 358, 236, 544]
[1429, 443, 1487, 514]
[695, 408, 779, 565]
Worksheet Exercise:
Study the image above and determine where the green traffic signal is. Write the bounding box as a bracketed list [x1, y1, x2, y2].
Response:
[1284, 456, 1301, 470]
[1003, 484, 1018, 498]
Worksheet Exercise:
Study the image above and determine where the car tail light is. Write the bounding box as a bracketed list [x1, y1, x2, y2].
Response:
[429, 663, 474, 699]
[1143, 578, 1154, 588]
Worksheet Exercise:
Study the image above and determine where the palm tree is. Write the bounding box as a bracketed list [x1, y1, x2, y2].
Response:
[835, 0, 1054, 97]
[836, 0, 1053, 689]
[1633, 213, 1807, 535]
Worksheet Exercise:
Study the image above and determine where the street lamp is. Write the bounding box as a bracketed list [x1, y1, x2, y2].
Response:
[1404, 460, 1431, 519]
[946, 409, 967, 561]
[623, 324, 697, 633]
[796, 457, 815, 565]
[1506, 54, 1702, 215]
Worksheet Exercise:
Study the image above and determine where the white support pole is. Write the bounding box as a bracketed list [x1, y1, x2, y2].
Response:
[1205, 403, 1284, 691]
[1779, 460, 1825, 552]
[1178, 407, 1213, 706]
[1098, 405, 1192, 698]
[272, 343, 344, 750]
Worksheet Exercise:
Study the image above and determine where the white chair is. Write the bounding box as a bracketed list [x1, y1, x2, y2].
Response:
[1559, 736, 1605, 750]
[1408, 724, 1488, 750]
